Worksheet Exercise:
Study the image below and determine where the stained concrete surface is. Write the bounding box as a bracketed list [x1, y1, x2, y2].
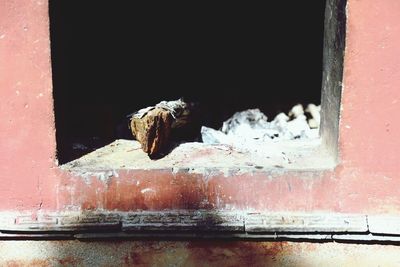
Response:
[62, 139, 335, 174]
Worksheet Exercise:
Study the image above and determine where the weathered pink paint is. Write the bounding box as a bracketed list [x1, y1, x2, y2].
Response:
[2, 0, 400, 264]
[338, 0, 400, 214]
[1, 0, 400, 216]
[341, 0, 400, 171]
[0, 0, 57, 211]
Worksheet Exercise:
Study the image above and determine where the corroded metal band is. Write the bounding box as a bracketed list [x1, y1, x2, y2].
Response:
[0, 211, 398, 243]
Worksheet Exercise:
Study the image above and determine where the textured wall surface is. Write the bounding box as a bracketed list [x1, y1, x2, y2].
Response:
[1, 0, 400, 264]
[338, 0, 400, 213]
[0, 0, 56, 210]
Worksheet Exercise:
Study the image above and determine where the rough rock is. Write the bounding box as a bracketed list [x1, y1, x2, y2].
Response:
[130, 108, 173, 157]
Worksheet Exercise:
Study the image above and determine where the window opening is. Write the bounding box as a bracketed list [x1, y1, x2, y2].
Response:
[50, 1, 337, 170]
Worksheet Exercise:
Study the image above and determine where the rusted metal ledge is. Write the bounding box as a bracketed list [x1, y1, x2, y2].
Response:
[0, 211, 399, 243]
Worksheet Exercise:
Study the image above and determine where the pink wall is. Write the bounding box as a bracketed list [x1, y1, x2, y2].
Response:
[338, 0, 400, 213]
[341, 0, 400, 171]
[1, 0, 400, 215]
[0, 0, 57, 210]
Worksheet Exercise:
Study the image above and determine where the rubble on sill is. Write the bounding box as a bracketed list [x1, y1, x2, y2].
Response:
[201, 104, 321, 157]
[62, 103, 333, 174]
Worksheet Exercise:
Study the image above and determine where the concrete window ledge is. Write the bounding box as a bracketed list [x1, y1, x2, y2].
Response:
[0, 211, 399, 244]
[61, 139, 336, 174]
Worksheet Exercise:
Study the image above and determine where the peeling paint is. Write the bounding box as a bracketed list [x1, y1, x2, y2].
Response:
[141, 188, 156, 194]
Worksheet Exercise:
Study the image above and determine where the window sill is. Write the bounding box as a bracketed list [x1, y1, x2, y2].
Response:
[61, 139, 336, 175]
[55, 139, 338, 211]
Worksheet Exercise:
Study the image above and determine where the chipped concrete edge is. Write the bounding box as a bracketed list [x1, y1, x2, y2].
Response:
[0, 211, 399, 243]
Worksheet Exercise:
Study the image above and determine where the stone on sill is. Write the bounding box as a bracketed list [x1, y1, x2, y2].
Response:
[130, 107, 173, 157]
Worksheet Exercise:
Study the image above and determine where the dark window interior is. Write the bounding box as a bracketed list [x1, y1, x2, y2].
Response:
[49, 1, 326, 164]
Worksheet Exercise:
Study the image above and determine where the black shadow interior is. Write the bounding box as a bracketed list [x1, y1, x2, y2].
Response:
[49, 1, 326, 164]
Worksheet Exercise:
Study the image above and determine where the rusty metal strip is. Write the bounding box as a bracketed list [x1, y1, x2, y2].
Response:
[0, 210, 376, 237]
[333, 234, 400, 242]
[2, 212, 121, 232]
[245, 213, 368, 233]
[74, 232, 260, 240]
[0, 232, 73, 240]
[368, 216, 400, 235]
[122, 211, 244, 232]
[277, 234, 333, 241]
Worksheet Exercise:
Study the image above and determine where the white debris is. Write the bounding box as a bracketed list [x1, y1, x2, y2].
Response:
[274, 112, 290, 123]
[305, 104, 321, 129]
[201, 104, 320, 150]
[285, 114, 316, 139]
[222, 109, 269, 135]
[288, 104, 304, 119]
[201, 126, 234, 145]
[131, 98, 188, 120]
